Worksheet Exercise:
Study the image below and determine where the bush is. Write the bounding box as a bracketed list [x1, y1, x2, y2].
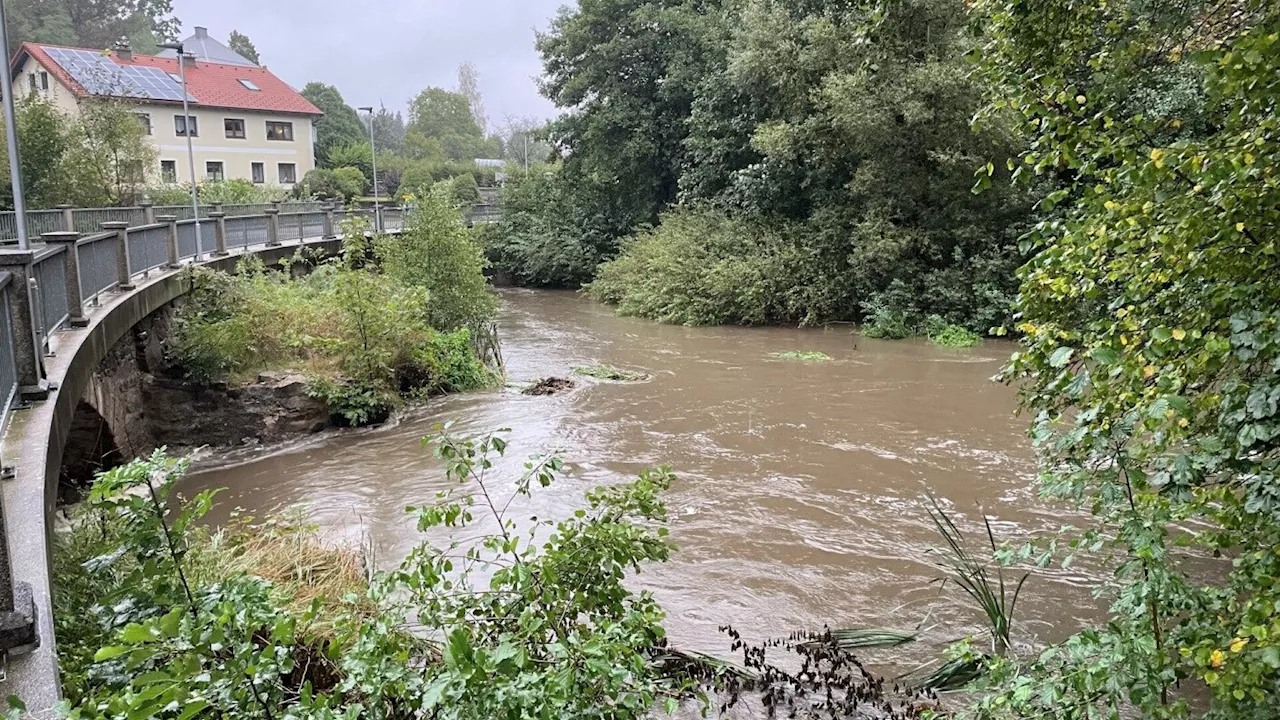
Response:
[588, 210, 800, 325]
[171, 252, 494, 423]
[448, 172, 481, 208]
[300, 166, 366, 201]
[53, 430, 689, 719]
[376, 188, 497, 331]
[144, 180, 295, 207]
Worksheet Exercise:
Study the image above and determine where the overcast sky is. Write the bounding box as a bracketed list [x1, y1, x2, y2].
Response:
[169, 0, 568, 127]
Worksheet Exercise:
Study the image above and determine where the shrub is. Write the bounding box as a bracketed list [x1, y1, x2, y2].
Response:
[376, 188, 497, 331]
[448, 172, 481, 208]
[171, 252, 493, 422]
[301, 167, 366, 201]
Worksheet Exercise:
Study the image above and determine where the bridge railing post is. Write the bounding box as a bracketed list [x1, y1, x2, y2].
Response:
[41, 232, 87, 327]
[157, 215, 180, 268]
[265, 208, 281, 247]
[321, 202, 335, 239]
[0, 250, 48, 400]
[57, 205, 74, 233]
[101, 221, 133, 291]
[209, 212, 228, 256]
[140, 201, 155, 226]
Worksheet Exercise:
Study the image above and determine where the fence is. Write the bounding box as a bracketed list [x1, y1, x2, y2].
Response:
[0, 202, 327, 243]
[0, 202, 389, 430]
[0, 201, 434, 451]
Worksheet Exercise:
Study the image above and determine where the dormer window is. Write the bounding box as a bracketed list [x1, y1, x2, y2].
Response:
[238, 79, 260, 91]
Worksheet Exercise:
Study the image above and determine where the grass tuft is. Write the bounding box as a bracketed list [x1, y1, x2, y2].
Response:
[572, 364, 651, 381]
[771, 350, 832, 361]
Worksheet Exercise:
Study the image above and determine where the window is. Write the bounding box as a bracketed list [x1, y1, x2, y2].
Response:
[206, 161, 224, 181]
[265, 121, 293, 141]
[160, 160, 177, 183]
[175, 114, 198, 137]
[26, 73, 36, 92]
[277, 163, 296, 184]
[136, 113, 152, 135]
[40, 71, 48, 90]
[168, 72, 183, 84]
[251, 162, 265, 184]
[224, 118, 246, 139]
[238, 79, 260, 91]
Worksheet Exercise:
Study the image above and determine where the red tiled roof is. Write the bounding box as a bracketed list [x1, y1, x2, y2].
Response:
[13, 42, 323, 117]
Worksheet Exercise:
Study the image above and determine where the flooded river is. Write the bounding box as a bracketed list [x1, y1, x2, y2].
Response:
[185, 289, 1102, 663]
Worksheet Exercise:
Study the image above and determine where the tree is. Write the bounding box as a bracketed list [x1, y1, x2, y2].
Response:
[227, 30, 259, 64]
[407, 87, 485, 161]
[499, 115, 553, 170]
[0, 96, 69, 210]
[301, 82, 365, 168]
[970, 1, 1280, 718]
[6, 0, 179, 54]
[371, 106, 405, 153]
[457, 61, 487, 133]
[60, 98, 155, 206]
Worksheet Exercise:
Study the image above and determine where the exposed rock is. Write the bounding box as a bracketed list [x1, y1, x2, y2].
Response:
[522, 377, 576, 396]
[61, 302, 334, 502]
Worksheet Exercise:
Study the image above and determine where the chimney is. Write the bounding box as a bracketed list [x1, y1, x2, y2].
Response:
[194, 27, 209, 40]
[180, 52, 197, 68]
[113, 36, 132, 62]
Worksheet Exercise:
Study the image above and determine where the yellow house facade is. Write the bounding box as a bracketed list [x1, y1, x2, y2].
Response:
[9, 30, 322, 190]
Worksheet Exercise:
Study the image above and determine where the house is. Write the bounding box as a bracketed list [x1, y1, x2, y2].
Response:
[8, 28, 322, 188]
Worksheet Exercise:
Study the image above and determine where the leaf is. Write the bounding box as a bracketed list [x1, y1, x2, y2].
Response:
[1049, 347, 1074, 367]
[1091, 347, 1119, 365]
[94, 646, 132, 662]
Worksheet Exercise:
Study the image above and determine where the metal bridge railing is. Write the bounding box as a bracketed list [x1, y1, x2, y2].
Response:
[0, 201, 328, 243]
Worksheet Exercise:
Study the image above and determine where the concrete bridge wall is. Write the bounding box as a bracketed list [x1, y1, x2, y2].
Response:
[0, 237, 341, 712]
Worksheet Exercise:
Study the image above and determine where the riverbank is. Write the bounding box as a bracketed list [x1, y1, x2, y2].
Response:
[183, 289, 1102, 662]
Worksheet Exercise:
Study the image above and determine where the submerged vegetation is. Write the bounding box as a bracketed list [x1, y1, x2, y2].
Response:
[172, 195, 498, 425]
[571, 364, 651, 382]
[771, 351, 832, 362]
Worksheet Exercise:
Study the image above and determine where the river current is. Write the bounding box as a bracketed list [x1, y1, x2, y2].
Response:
[184, 289, 1102, 666]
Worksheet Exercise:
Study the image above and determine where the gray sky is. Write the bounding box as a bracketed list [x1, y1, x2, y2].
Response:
[170, 0, 567, 128]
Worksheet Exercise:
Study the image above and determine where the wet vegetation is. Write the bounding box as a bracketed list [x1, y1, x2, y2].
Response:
[571, 364, 652, 382]
[771, 351, 832, 362]
[171, 193, 498, 425]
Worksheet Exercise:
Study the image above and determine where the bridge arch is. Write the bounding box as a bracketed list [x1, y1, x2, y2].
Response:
[0, 206, 393, 710]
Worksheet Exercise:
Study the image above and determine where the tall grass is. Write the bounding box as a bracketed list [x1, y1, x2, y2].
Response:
[925, 494, 1028, 655]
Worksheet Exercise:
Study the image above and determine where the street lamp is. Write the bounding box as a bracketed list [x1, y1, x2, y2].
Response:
[0, 0, 30, 249]
[357, 107, 379, 232]
[159, 41, 202, 259]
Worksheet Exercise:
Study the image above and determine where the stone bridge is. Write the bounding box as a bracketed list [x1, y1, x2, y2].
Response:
[0, 203, 404, 712]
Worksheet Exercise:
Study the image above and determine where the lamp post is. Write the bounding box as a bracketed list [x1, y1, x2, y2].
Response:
[0, 0, 30, 249]
[159, 41, 202, 259]
[358, 106, 379, 232]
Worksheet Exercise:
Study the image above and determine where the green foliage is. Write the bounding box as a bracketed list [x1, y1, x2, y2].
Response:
[970, 1, 1280, 718]
[571, 364, 650, 381]
[301, 167, 366, 202]
[481, 167, 597, 288]
[447, 172, 480, 209]
[376, 188, 497, 331]
[53, 427, 689, 719]
[929, 324, 982, 348]
[770, 351, 831, 362]
[171, 249, 493, 424]
[142, 179, 292, 207]
[302, 83, 366, 169]
[0, 96, 68, 209]
[587, 211, 805, 325]
[0, 96, 156, 208]
[5, 0, 179, 55]
[227, 29, 260, 64]
[528, 0, 1029, 330]
[407, 87, 486, 161]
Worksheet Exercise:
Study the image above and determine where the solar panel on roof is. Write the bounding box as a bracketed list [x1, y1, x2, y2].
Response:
[44, 46, 195, 103]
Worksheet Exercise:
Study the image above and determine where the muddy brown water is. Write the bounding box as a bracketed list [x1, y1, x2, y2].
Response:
[184, 289, 1104, 667]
